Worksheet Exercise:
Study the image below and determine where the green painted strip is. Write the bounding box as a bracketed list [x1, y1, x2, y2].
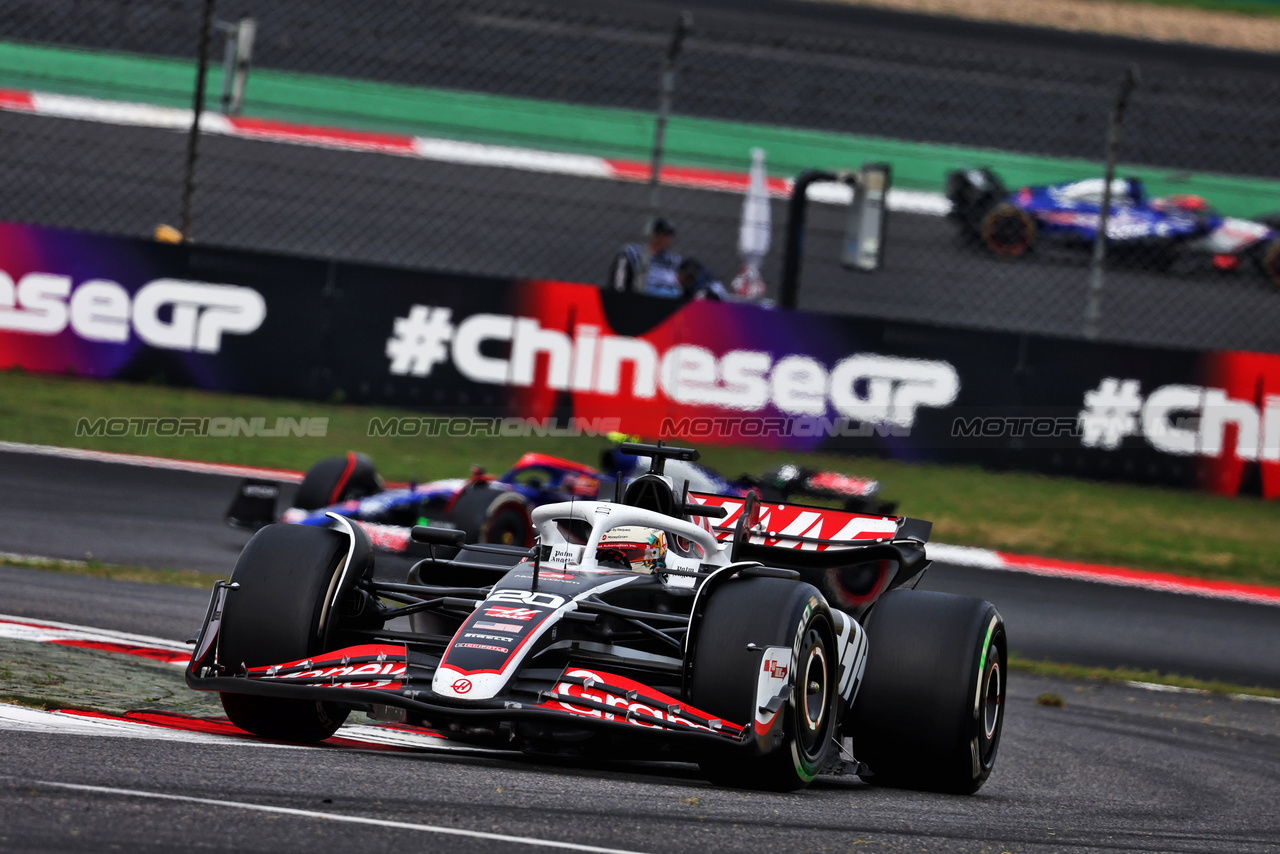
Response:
[1, 40, 1278, 218]
[1124, 0, 1280, 14]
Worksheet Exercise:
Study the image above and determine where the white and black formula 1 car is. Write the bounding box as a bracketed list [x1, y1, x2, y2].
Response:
[188, 443, 1006, 793]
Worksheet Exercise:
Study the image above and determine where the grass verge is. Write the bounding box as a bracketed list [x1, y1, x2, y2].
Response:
[1009, 652, 1280, 700]
[3, 371, 1280, 586]
[0, 553, 224, 589]
[1105, 0, 1280, 16]
[0, 638, 223, 717]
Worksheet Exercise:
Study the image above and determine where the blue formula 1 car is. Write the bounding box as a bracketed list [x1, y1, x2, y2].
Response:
[226, 451, 602, 554]
[946, 168, 1280, 287]
[226, 449, 894, 557]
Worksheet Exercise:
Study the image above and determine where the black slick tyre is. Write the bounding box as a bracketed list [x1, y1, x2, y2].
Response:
[981, 204, 1036, 258]
[945, 168, 1007, 244]
[848, 589, 1006, 794]
[217, 523, 354, 742]
[450, 486, 534, 547]
[294, 452, 382, 511]
[690, 576, 839, 791]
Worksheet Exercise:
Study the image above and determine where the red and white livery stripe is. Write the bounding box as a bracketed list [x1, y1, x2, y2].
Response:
[689, 492, 899, 550]
[0, 614, 191, 664]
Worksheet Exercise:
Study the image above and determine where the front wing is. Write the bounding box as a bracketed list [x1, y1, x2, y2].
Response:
[186, 584, 753, 749]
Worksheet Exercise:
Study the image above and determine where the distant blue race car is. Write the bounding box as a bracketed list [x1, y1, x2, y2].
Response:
[226, 449, 893, 556]
[946, 168, 1280, 287]
[226, 451, 602, 554]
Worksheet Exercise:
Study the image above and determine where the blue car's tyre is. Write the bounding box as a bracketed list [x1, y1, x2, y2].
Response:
[294, 452, 382, 511]
[450, 485, 534, 547]
[1260, 238, 1280, 289]
[981, 204, 1036, 258]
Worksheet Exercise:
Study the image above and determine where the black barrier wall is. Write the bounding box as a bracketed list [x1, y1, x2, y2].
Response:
[1, 222, 1276, 499]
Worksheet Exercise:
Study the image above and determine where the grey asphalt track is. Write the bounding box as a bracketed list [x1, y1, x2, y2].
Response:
[2, 447, 1278, 689]
[1, 446, 1279, 853]
[0, 671, 1277, 854]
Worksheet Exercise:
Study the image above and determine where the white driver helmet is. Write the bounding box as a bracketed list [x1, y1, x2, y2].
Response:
[596, 525, 667, 574]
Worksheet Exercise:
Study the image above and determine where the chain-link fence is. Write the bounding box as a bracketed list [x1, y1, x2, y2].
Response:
[0, 0, 1278, 352]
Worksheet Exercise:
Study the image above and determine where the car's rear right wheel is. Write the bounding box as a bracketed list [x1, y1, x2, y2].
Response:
[847, 589, 1006, 794]
[450, 486, 534, 547]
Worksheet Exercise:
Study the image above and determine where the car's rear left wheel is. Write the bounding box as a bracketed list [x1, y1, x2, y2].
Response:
[981, 204, 1036, 258]
[293, 452, 382, 511]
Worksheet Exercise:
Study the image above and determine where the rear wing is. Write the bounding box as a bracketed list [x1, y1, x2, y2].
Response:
[687, 491, 930, 576]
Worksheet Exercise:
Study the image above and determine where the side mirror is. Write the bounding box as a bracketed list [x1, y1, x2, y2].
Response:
[411, 525, 466, 547]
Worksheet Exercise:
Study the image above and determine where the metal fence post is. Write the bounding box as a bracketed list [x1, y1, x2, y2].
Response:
[780, 169, 838, 310]
[179, 0, 217, 241]
[646, 11, 692, 233]
[1084, 64, 1140, 340]
[219, 18, 256, 117]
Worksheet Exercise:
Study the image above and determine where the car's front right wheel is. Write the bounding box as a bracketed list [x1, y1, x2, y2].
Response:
[689, 576, 839, 791]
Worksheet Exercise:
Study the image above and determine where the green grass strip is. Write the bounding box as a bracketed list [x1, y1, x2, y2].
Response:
[1118, 0, 1280, 15]
[1009, 652, 1280, 700]
[1, 40, 1278, 217]
[0, 553, 223, 589]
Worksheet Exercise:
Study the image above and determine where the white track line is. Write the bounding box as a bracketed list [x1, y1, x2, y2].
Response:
[0, 703, 514, 754]
[0, 440, 304, 481]
[925, 542, 1007, 570]
[412, 136, 615, 178]
[5, 777, 654, 854]
[9, 87, 952, 214]
[1122, 681, 1280, 704]
[0, 614, 190, 653]
[0, 704, 298, 746]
